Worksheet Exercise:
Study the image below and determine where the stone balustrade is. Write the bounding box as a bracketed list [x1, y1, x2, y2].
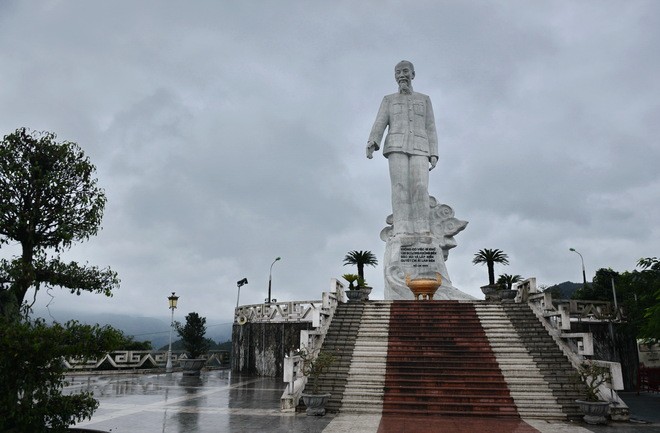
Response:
[235, 278, 344, 326]
[280, 278, 345, 411]
[234, 300, 322, 324]
[520, 279, 627, 418]
[63, 350, 229, 371]
[520, 278, 625, 356]
[529, 292, 617, 326]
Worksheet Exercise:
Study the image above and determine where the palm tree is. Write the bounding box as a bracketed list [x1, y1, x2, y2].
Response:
[497, 273, 523, 290]
[472, 248, 509, 286]
[343, 250, 378, 282]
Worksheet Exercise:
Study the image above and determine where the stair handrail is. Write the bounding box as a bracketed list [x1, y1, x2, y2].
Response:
[280, 278, 345, 411]
[526, 296, 629, 420]
[235, 299, 323, 324]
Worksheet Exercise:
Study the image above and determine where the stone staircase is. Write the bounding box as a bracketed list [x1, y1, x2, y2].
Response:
[382, 301, 518, 417]
[340, 301, 391, 413]
[474, 303, 568, 420]
[314, 302, 364, 412]
[309, 300, 584, 420]
[502, 303, 585, 420]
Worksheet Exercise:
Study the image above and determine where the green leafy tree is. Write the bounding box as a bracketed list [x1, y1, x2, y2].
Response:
[0, 128, 119, 319]
[572, 259, 660, 341]
[343, 250, 378, 284]
[0, 127, 120, 430]
[472, 248, 509, 286]
[116, 332, 153, 350]
[175, 312, 210, 359]
[636, 257, 660, 340]
[497, 273, 523, 290]
[0, 318, 124, 432]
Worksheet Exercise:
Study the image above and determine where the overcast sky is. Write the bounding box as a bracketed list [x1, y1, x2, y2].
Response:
[1, 1, 658, 326]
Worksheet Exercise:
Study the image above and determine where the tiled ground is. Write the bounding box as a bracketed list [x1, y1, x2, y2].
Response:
[67, 371, 660, 433]
[69, 371, 334, 433]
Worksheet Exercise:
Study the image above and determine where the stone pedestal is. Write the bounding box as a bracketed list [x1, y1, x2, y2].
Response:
[381, 199, 473, 300]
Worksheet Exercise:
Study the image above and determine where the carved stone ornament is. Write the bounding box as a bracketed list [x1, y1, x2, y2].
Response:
[381, 198, 473, 301]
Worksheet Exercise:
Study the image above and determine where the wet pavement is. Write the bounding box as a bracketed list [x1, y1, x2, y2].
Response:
[67, 371, 660, 433]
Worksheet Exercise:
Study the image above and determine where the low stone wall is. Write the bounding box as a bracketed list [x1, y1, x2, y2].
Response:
[571, 322, 639, 390]
[63, 350, 230, 371]
[231, 322, 312, 377]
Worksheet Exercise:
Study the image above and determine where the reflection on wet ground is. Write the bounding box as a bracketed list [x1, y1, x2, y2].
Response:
[68, 370, 333, 433]
[67, 372, 660, 433]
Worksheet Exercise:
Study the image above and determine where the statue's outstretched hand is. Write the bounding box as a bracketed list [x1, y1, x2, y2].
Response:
[429, 156, 438, 171]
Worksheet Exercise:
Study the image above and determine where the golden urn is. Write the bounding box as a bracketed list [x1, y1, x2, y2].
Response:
[405, 273, 442, 300]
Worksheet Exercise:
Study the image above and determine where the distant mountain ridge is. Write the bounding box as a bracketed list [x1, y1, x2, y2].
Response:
[33, 308, 232, 349]
[543, 281, 585, 299]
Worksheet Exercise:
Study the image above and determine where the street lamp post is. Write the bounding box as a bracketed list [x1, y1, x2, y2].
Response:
[610, 276, 619, 311]
[166, 292, 179, 373]
[266, 257, 281, 304]
[569, 248, 587, 287]
[236, 278, 248, 309]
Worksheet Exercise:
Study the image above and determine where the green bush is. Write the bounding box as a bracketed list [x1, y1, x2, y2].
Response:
[175, 312, 210, 359]
[0, 318, 124, 432]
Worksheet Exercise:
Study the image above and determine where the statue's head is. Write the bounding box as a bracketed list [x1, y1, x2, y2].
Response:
[395, 60, 415, 93]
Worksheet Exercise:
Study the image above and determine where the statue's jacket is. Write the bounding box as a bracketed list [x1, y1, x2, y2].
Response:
[368, 91, 438, 159]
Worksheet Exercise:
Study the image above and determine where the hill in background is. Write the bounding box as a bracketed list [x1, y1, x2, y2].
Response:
[33, 308, 232, 349]
[541, 281, 586, 299]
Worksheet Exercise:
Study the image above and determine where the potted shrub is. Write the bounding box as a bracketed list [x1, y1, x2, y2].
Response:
[298, 348, 335, 416]
[175, 312, 210, 376]
[343, 250, 377, 301]
[342, 274, 362, 302]
[481, 273, 521, 302]
[575, 361, 612, 425]
[357, 277, 372, 301]
[496, 274, 522, 302]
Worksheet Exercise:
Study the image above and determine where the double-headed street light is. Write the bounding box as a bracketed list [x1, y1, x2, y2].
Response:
[166, 292, 179, 373]
[569, 248, 587, 287]
[266, 257, 281, 304]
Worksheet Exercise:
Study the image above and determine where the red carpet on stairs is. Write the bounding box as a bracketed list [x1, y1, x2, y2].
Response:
[376, 415, 541, 433]
[381, 301, 519, 418]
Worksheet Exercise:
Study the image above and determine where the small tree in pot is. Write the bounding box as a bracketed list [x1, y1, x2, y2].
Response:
[575, 361, 612, 425]
[343, 250, 377, 301]
[299, 348, 335, 416]
[343, 250, 378, 282]
[494, 273, 522, 301]
[473, 248, 509, 286]
[342, 274, 362, 302]
[175, 312, 210, 375]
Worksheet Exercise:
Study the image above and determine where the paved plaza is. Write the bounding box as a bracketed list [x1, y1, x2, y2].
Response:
[68, 370, 660, 433]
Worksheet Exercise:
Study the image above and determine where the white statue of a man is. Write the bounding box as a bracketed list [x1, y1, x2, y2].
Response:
[367, 60, 438, 237]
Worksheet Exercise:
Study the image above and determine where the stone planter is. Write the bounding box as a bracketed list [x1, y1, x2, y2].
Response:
[481, 285, 516, 302]
[576, 400, 610, 425]
[179, 358, 206, 376]
[499, 289, 517, 302]
[359, 286, 372, 301]
[301, 393, 331, 416]
[345, 289, 362, 302]
[480, 284, 499, 301]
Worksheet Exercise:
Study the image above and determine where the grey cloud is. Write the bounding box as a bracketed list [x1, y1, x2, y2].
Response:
[0, 0, 658, 320]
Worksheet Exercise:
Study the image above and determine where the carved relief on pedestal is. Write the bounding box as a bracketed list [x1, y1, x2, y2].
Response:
[381, 198, 472, 301]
